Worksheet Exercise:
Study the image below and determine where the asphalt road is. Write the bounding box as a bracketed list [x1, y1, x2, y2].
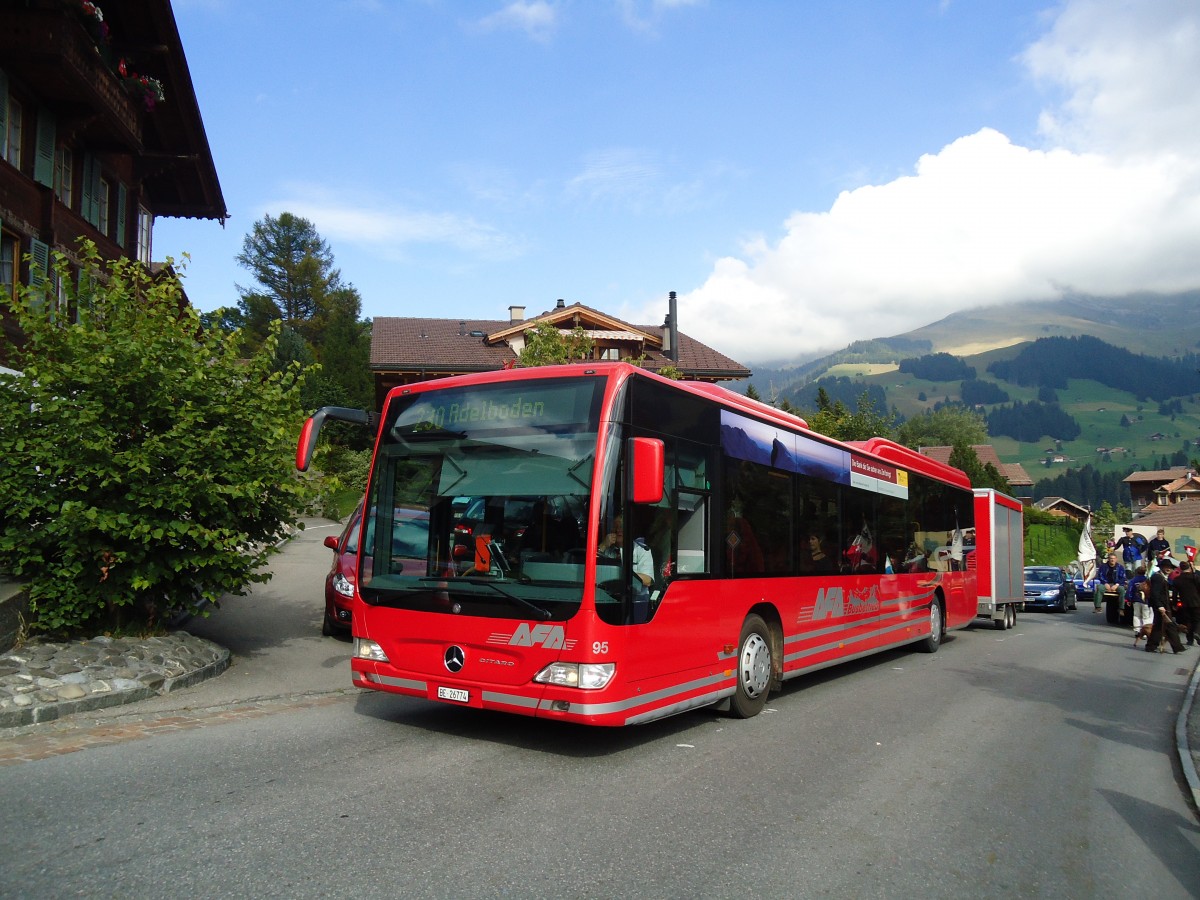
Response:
[1, 527, 1198, 898]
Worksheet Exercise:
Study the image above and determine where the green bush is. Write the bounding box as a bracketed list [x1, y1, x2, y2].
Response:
[0, 242, 317, 635]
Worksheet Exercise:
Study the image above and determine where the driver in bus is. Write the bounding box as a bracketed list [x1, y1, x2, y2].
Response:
[599, 518, 655, 588]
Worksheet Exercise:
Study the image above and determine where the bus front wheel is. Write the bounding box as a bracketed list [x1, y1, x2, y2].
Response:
[730, 614, 772, 718]
[918, 597, 944, 653]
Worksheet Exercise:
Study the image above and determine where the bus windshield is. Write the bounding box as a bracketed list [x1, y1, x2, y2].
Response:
[358, 376, 605, 620]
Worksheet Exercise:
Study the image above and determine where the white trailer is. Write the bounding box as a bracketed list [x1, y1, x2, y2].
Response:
[972, 488, 1025, 630]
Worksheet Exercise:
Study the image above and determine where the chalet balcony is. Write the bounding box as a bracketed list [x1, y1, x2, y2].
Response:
[0, 7, 143, 152]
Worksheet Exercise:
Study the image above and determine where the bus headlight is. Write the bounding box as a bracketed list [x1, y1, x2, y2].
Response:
[354, 638, 390, 663]
[534, 662, 615, 690]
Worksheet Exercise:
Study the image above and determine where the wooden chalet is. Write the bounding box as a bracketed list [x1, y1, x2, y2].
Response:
[370, 297, 752, 409]
[1124, 467, 1191, 510]
[1033, 496, 1090, 525]
[1, 0, 226, 366]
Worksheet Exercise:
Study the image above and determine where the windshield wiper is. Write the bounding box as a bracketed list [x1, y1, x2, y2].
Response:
[418, 576, 551, 620]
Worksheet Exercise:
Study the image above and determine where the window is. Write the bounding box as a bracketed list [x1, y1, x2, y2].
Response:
[598, 347, 620, 361]
[55, 147, 73, 207]
[4, 97, 22, 168]
[1, 230, 18, 301]
[137, 206, 152, 263]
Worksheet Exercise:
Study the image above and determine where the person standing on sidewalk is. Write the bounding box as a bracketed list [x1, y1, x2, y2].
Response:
[1146, 558, 1186, 653]
[1172, 559, 1200, 646]
[1128, 565, 1153, 645]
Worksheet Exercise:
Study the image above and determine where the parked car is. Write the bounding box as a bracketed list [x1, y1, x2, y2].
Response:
[1023, 566, 1078, 612]
[322, 502, 431, 636]
[322, 504, 362, 636]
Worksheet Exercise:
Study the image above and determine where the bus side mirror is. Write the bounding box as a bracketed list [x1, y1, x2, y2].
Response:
[296, 406, 374, 472]
[629, 437, 664, 505]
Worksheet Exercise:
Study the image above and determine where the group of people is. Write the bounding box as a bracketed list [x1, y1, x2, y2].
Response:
[1092, 526, 1199, 653]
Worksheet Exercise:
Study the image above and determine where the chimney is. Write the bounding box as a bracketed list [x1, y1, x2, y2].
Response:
[458, 320, 466, 336]
[666, 291, 679, 361]
[556, 298, 566, 309]
[508, 305, 525, 324]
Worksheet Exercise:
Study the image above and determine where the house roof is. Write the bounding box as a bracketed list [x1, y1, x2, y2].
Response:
[918, 445, 1033, 487]
[1155, 473, 1200, 494]
[1132, 504, 1200, 528]
[371, 302, 751, 380]
[1035, 496, 1090, 517]
[1124, 467, 1191, 484]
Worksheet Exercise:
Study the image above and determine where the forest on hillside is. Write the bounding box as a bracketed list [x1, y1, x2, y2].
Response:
[987, 336, 1200, 399]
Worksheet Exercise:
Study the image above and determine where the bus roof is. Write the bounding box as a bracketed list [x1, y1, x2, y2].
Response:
[382, 362, 971, 490]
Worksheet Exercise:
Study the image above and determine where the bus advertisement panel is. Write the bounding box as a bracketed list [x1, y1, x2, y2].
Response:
[298, 363, 978, 726]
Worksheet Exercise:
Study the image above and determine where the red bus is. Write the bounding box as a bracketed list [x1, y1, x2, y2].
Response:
[297, 362, 979, 726]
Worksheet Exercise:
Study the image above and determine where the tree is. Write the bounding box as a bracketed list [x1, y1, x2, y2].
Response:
[518, 321, 594, 366]
[806, 389, 896, 442]
[236, 211, 373, 429]
[0, 242, 315, 635]
[896, 406, 987, 449]
[236, 212, 340, 343]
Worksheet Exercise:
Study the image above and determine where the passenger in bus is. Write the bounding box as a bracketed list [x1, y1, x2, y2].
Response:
[902, 541, 931, 573]
[802, 532, 836, 574]
[724, 503, 764, 575]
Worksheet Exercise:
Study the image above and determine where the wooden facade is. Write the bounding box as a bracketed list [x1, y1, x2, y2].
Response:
[1, 0, 225, 365]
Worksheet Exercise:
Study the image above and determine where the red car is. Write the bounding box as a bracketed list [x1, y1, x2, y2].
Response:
[322, 502, 432, 636]
[322, 505, 362, 636]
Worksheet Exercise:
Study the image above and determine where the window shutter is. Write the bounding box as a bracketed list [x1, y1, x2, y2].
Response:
[0, 69, 8, 147]
[28, 238, 50, 313]
[116, 183, 128, 250]
[81, 154, 102, 229]
[34, 109, 55, 187]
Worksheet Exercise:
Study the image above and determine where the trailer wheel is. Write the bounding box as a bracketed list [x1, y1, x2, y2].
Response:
[1009, 604, 1017, 629]
[918, 597, 944, 652]
[730, 614, 772, 718]
[993, 608, 1007, 631]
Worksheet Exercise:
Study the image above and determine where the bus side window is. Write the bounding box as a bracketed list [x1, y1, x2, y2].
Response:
[675, 491, 708, 575]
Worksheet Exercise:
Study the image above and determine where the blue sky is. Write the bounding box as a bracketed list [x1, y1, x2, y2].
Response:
[153, 0, 1200, 366]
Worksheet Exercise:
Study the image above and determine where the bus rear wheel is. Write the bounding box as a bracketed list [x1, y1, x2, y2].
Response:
[730, 614, 772, 718]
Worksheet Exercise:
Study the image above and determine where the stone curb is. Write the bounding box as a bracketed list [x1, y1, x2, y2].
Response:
[0, 633, 231, 729]
[1177, 654, 1200, 818]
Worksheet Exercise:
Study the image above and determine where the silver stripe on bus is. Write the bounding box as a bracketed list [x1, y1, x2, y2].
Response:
[782, 617, 930, 666]
[364, 673, 427, 692]
[541, 671, 734, 718]
[482, 690, 540, 709]
[621, 687, 736, 725]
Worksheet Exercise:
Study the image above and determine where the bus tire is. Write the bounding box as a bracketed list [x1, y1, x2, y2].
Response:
[918, 597, 944, 653]
[730, 614, 772, 718]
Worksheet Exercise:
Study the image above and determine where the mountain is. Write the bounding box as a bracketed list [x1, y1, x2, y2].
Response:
[746, 291, 1200, 398]
[739, 292, 1200, 500]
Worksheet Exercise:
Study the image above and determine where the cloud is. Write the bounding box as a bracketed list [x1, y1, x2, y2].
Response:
[473, 1, 558, 42]
[260, 187, 527, 260]
[667, 0, 1200, 366]
[616, 0, 704, 34]
[566, 148, 662, 208]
